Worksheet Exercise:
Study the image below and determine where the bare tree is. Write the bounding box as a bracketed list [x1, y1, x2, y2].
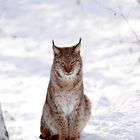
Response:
[0, 103, 9, 140]
[137, 0, 140, 4]
[94, 0, 140, 44]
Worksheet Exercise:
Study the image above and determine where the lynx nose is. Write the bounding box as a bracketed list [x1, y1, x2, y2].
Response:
[64, 66, 72, 73]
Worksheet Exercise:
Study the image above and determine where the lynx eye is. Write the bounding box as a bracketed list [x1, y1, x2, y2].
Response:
[70, 61, 76, 65]
[61, 61, 65, 66]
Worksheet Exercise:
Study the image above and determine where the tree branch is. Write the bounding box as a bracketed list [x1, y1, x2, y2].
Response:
[94, 0, 140, 44]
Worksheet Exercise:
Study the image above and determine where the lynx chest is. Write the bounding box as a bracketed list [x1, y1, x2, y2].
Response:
[55, 91, 79, 116]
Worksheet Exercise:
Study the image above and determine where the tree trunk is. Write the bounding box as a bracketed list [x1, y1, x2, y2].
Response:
[0, 103, 9, 140]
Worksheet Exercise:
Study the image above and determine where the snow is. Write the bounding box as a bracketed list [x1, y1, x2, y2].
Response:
[0, 0, 140, 140]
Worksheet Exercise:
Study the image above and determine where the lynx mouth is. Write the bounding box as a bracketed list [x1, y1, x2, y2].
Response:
[56, 71, 72, 78]
[65, 73, 72, 76]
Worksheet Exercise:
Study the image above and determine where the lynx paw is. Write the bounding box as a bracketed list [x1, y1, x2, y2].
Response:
[69, 138, 80, 140]
[39, 134, 50, 140]
[69, 135, 80, 140]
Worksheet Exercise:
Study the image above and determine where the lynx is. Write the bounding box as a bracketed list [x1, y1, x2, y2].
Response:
[40, 39, 91, 140]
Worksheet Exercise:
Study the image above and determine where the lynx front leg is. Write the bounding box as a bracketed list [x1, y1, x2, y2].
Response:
[68, 95, 91, 140]
[53, 111, 69, 140]
[68, 105, 80, 140]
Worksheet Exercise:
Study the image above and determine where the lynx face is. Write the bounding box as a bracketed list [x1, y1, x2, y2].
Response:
[52, 40, 82, 79]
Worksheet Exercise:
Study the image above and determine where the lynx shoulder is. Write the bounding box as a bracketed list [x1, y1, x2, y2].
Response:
[40, 39, 91, 140]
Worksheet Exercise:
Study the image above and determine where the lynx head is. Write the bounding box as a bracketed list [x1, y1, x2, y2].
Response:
[52, 38, 82, 79]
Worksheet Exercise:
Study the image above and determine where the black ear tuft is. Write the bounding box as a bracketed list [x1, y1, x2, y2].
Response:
[52, 40, 60, 55]
[74, 38, 82, 53]
[79, 38, 82, 44]
[52, 40, 55, 47]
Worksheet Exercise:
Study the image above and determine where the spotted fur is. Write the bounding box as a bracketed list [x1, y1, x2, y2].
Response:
[40, 39, 91, 140]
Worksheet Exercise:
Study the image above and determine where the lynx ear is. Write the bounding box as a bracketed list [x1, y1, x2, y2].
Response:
[74, 38, 81, 53]
[52, 40, 60, 55]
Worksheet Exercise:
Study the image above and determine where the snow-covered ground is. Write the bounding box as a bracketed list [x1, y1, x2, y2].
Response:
[0, 0, 140, 140]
